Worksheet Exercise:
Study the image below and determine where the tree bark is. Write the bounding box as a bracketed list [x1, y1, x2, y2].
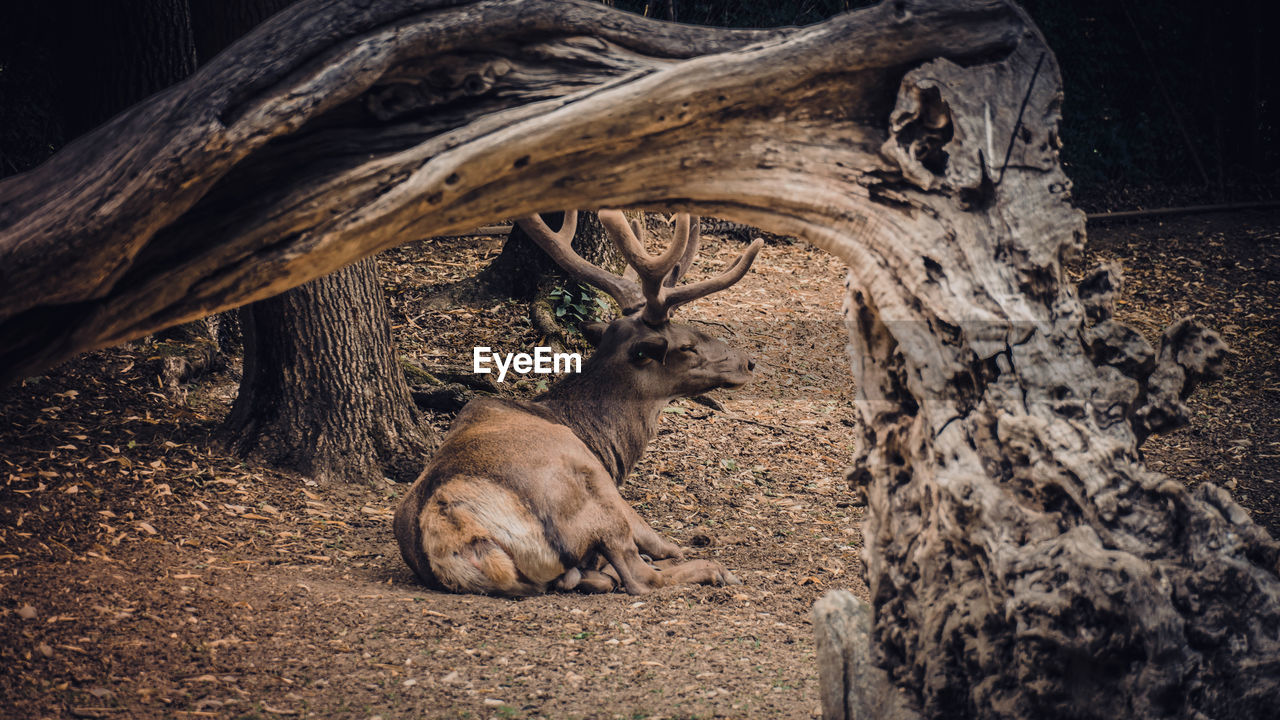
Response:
[0, 1, 1276, 717]
[0, 1, 197, 176]
[224, 257, 432, 484]
[0, 6, 66, 178]
[190, 0, 433, 485]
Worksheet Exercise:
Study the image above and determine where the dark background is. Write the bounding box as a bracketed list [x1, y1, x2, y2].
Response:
[613, 0, 1279, 210]
[2, 0, 1277, 211]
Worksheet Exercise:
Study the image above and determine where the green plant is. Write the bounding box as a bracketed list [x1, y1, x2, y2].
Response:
[549, 283, 610, 330]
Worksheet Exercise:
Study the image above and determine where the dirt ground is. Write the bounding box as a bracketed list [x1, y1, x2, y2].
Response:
[1, 209, 1276, 719]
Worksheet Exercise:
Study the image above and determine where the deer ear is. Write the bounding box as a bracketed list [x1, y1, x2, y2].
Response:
[631, 335, 669, 365]
[581, 321, 608, 347]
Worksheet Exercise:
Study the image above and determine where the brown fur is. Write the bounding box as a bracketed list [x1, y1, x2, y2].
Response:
[393, 315, 753, 596]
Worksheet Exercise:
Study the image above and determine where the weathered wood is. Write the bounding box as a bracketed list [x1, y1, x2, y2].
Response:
[841, 32, 1279, 720]
[0, 1, 1276, 717]
[814, 590, 921, 720]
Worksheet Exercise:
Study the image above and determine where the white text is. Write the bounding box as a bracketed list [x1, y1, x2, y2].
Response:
[473, 347, 582, 383]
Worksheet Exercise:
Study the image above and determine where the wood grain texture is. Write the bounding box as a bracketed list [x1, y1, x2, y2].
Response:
[0, 1, 1275, 717]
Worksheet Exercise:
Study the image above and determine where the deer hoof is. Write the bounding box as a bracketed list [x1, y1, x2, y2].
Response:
[680, 559, 739, 587]
[706, 563, 740, 586]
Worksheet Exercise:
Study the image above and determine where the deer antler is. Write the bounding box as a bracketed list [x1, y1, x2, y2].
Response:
[599, 210, 763, 325]
[664, 215, 701, 288]
[515, 212, 645, 314]
[518, 210, 763, 325]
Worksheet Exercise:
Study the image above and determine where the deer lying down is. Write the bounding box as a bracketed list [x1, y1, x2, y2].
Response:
[394, 211, 763, 596]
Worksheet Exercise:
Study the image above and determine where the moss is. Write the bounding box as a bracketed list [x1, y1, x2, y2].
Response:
[400, 357, 441, 387]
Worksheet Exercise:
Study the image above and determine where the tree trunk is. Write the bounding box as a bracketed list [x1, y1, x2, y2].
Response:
[0, 6, 66, 178]
[0, 0, 225, 354]
[479, 210, 625, 346]
[224, 258, 432, 484]
[0, 1, 1276, 716]
[0, 1, 197, 176]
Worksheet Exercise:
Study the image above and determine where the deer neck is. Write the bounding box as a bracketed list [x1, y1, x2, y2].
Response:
[539, 367, 667, 485]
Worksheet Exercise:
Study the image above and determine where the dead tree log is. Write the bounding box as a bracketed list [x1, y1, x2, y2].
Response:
[0, 1, 1276, 717]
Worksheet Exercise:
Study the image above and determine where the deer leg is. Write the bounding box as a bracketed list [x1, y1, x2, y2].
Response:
[623, 503, 685, 561]
[570, 549, 738, 592]
[575, 569, 619, 593]
[651, 558, 741, 587]
[593, 552, 739, 592]
[554, 552, 620, 594]
[554, 566, 619, 593]
[598, 534, 665, 595]
[586, 477, 687, 594]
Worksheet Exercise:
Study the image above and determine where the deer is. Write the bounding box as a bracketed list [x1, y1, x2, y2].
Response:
[393, 210, 764, 596]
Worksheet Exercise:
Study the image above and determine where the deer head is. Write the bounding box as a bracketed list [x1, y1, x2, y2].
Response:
[515, 210, 763, 402]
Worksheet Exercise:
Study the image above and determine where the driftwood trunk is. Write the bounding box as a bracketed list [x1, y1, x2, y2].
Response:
[0, 1, 1275, 717]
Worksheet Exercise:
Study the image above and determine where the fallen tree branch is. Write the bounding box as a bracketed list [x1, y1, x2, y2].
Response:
[0, 0, 1017, 382]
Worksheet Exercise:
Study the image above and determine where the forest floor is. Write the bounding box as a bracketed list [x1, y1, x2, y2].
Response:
[1, 209, 1277, 720]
